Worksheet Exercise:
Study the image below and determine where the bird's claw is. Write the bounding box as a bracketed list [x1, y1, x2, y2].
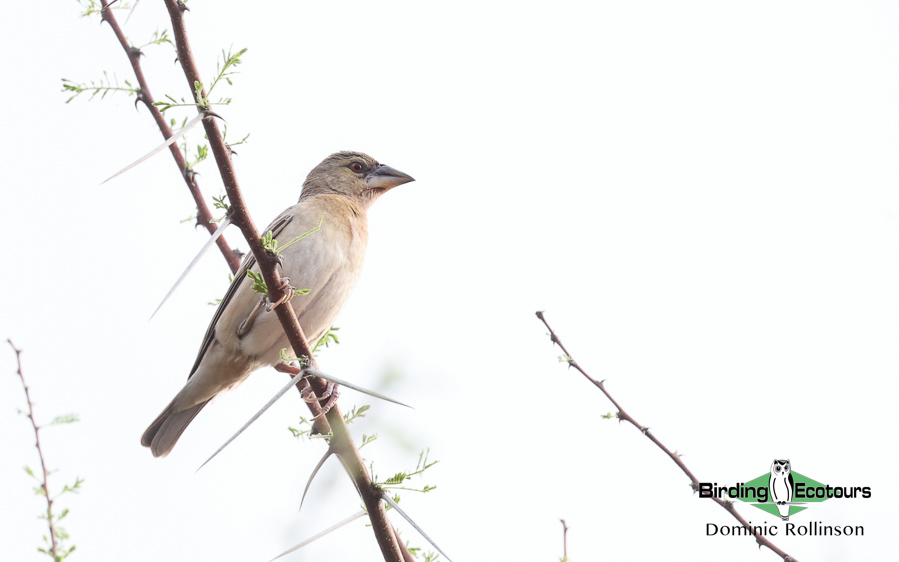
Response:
[265, 277, 295, 312]
[309, 383, 340, 420]
[317, 381, 335, 401]
[302, 380, 336, 403]
[277, 363, 334, 419]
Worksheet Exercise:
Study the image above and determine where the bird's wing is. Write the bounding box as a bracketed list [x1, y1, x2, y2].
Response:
[187, 211, 295, 378]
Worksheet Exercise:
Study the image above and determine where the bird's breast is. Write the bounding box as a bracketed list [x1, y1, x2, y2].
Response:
[216, 198, 369, 366]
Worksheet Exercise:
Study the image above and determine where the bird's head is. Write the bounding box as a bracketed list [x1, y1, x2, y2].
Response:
[300, 151, 414, 208]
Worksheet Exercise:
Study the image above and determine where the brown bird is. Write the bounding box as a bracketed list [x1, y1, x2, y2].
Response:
[142, 151, 414, 457]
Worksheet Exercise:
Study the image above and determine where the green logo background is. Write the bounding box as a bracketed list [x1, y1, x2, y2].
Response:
[739, 471, 829, 518]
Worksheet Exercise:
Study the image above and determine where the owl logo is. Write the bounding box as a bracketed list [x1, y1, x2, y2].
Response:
[769, 459, 794, 520]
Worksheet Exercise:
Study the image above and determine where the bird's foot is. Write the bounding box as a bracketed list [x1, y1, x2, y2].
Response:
[238, 277, 299, 337]
[310, 383, 340, 420]
[274, 362, 339, 419]
[265, 276, 296, 311]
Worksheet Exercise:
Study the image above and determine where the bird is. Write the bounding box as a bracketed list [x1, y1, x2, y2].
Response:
[769, 459, 794, 520]
[141, 151, 414, 457]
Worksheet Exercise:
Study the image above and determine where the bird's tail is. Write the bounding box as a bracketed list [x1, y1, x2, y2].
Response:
[141, 399, 210, 458]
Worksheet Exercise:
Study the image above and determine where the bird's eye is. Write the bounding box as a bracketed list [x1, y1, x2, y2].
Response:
[350, 162, 364, 173]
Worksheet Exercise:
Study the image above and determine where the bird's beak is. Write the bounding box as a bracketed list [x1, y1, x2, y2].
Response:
[367, 165, 415, 190]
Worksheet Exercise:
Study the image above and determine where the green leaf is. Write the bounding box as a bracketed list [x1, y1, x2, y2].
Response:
[50, 414, 79, 425]
[246, 270, 268, 295]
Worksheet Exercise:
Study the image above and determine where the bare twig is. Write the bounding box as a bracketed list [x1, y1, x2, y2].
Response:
[158, 2, 405, 559]
[90, 3, 423, 559]
[98, 0, 242, 273]
[8, 340, 59, 560]
[535, 312, 798, 561]
[560, 519, 569, 560]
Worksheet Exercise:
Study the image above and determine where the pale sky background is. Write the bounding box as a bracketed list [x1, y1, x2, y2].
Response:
[1, 1, 897, 561]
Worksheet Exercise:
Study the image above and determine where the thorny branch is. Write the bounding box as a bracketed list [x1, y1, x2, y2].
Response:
[8, 340, 59, 560]
[535, 311, 798, 562]
[98, 0, 242, 273]
[94, 1, 407, 559]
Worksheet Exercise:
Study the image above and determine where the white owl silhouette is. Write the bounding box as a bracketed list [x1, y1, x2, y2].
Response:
[769, 459, 794, 520]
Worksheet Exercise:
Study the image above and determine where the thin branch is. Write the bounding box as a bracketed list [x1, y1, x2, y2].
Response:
[98, 0, 242, 273]
[560, 519, 569, 561]
[161, 2, 404, 560]
[535, 312, 798, 561]
[94, 3, 420, 559]
[8, 340, 59, 560]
